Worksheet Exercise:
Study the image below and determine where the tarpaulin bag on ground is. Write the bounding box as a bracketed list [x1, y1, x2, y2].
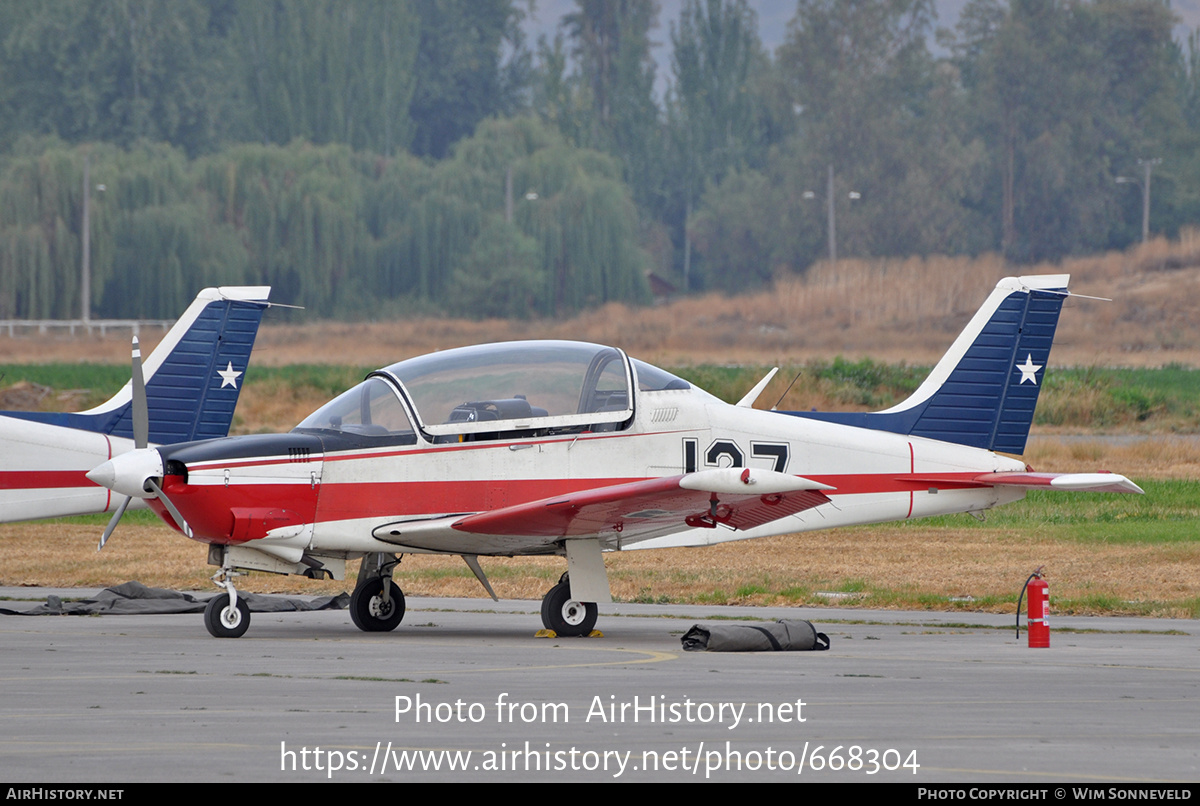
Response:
[681, 619, 830, 652]
[0, 581, 348, 616]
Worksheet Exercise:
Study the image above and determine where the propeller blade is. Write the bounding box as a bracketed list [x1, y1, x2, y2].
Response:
[97, 495, 132, 551]
[130, 337, 148, 449]
[146, 478, 192, 538]
[95, 341, 148, 551]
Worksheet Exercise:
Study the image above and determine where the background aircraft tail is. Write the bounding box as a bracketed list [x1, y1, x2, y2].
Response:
[784, 275, 1069, 455]
[2, 286, 271, 444]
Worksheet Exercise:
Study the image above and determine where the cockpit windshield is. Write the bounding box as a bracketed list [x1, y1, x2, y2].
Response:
[379, 341, 634, 437]
[294, 377, 416, 445]
[632, 359, 692, 392]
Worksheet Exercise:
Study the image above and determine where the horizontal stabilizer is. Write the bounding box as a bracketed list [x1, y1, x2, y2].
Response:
[976, 471, 1144, 495]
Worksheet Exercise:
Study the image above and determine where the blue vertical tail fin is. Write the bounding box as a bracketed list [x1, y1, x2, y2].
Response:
[784, 275, 1069, 455]
[3, 287, 271, 444]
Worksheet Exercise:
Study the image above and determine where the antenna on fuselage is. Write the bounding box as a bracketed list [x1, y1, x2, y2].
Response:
[770, 367, 805, 412]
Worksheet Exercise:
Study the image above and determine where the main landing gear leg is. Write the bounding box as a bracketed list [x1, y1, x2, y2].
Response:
[540, 573, 598, 637]
[351, 553, 405, 632]
[205, 548, 250, 638]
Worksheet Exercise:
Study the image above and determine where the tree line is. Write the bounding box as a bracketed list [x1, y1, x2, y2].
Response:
[0, 0, 1196, 319]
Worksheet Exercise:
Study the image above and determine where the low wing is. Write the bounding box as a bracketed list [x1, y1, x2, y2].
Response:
[373, 468, 833, 555]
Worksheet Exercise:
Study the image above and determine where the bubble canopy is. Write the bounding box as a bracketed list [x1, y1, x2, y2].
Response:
[388, 340, 635, 437]
[297, 341, 695, 442]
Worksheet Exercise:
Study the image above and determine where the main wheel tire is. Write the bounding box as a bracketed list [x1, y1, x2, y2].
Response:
[350, 578, 405, 632]
[540, 581, 597, 637]
[204, 593, 250, 638]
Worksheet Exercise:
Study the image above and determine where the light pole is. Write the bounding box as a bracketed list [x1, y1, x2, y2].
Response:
[803, 165, 860, 264]
[79, 152, 106, 325]
[81, 152, 91, 324]
[1116, 158, 1160, 243]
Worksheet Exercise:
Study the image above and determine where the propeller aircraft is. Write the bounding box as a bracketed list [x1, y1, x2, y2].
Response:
[85, 275, 1142, 638]
[0, 287, 270, 525]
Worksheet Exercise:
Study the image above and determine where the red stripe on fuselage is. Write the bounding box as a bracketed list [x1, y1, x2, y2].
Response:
[906, 442, 915, 519]
[316, 477, 643, 522]
[104, 434, 112, 511]
[0, 470, 98, 490]
[153, 469, 991, 544]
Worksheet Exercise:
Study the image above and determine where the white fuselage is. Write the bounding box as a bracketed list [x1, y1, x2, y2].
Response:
[0, 416, 138, 522]
[174, 382, 1025, 561]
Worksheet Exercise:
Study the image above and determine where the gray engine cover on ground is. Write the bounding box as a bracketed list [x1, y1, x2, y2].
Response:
[681, 619, 830, 652]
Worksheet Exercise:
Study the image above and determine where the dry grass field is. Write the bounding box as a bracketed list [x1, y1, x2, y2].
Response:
[1, 239, 1197, 619]
[3, 233, 1200, 369]
[4, 497, 1196, 619]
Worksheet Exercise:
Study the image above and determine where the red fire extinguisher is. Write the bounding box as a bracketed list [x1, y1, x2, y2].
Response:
[1017, 567, 1050, 648]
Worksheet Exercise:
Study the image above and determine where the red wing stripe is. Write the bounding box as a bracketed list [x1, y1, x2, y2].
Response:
[451, 477, 830, 538]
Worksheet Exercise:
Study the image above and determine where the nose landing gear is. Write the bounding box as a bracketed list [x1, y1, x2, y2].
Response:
[204, 592, 250, 638]
[205, 559, 249, 638]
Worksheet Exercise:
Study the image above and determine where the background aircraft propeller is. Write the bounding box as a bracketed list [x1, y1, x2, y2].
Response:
[96, 337, 191, 549]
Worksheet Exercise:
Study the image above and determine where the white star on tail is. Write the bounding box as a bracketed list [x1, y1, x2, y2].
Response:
[217, 362, 242, 389]
[1017, 354, 1042, 385]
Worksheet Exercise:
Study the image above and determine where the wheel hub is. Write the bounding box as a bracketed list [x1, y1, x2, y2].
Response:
[220, 606, 242, 629]
[369, 596, 393, 619]
[561, 600, 586, 625]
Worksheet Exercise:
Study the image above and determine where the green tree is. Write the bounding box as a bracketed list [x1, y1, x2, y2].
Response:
[232, 0, 420, 155]
[195, 142, 373, 315]
[687, 168, 778, 291]
[563, 0, 663, 209]
[1165, 31, 1200, 233]
[666, 0, 767, 288]
[670, 0, 764, 184]
[0, 0, 233, 155]
[953, 0, 1181, 260]
[408, 0, 530, 158]
[449, 216, 544, 318]
[778, 0, 935, 174]
[776, 0, 978, 263]
[532, 32, 588, 147]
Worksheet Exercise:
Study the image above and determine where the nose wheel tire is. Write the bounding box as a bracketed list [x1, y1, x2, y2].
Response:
[540, 581, 597, 637]
[350, 578, 406, 632]
[204, 593, 250, 638]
